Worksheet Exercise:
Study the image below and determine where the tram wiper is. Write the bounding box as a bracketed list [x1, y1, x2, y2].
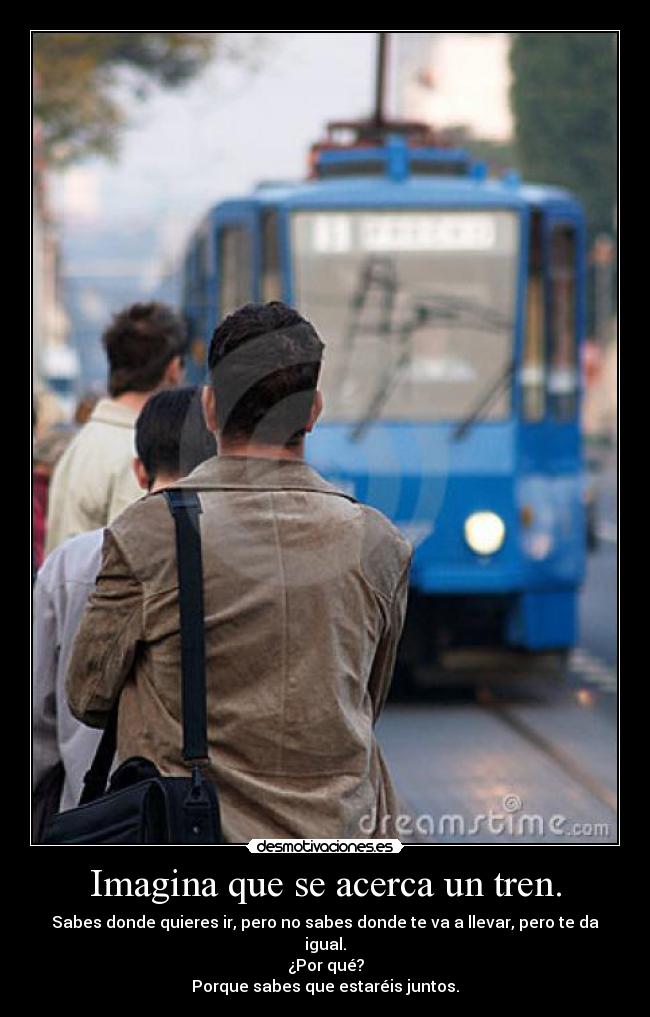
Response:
[349, 297, 513, 443]
[349, 304, 429, 443]
[452, 359, 515, 442]
[413, 293, 513, 334]
[336, 257, 398, 391]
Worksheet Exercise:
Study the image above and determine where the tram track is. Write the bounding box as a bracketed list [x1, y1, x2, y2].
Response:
[486, 703, 617, 815]
[398, 696, 617, 845]
[384, 646, 618, 844]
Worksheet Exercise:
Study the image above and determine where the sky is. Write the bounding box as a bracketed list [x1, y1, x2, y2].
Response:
[55, 33, 379, 269]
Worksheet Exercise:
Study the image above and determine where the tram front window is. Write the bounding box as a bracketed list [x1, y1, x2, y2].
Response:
[291, 209, 519, 424]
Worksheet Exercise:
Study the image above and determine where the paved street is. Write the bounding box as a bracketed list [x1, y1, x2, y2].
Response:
[378, 452, 618, 844]
[580, 449, 617, 667]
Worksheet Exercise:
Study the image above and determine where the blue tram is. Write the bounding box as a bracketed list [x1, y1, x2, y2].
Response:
[180, 123, 587, 668]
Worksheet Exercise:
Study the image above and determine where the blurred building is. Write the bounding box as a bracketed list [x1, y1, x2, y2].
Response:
[393, 32, 513, 142]
[33, 109, 79, 427]
[61, 224, 171, 389]
[56, 166, 182, 388]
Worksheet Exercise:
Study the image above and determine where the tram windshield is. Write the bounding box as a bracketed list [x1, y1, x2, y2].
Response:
[291, 209, 519, 424]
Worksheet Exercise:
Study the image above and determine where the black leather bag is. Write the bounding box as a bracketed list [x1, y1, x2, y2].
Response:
[41, 490, 222, 845]
[32, 761, 65, 841]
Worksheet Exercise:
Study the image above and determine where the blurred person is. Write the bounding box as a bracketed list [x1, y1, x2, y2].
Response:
[33, 387, 216, 818]
[45, 302, 187, 555]
[67, 301, 412, 842]
[33, 424, 76, 573]
[33, 388, 68, 438]
[74, 391, 101, 426]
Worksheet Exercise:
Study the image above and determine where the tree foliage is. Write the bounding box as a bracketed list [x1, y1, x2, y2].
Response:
[443, 125, 518, 177]
[33, 32, 219, 166]
[509, 33, 617, 238]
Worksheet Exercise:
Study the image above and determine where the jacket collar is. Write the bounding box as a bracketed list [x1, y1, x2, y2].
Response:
[173, 454, 356, 501]
[89, 398, 138, 429]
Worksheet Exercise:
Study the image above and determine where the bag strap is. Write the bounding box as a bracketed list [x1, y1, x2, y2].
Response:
[79, 701, 119, 804]
[79, 488, 208, 805]
[163, 489, 209, 762]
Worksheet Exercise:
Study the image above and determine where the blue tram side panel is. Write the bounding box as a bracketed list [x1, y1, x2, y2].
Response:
[181, 133, 587, 658]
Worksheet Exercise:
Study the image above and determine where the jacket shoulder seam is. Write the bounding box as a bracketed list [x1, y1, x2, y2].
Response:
[358, 508, 411, 606]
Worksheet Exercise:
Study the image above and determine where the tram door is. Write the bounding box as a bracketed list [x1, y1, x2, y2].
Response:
[520, 207, 583, 459]
[515, 206, 586, 645]
[521, 209, 582, 426]
[544, 212, 582, 431]
[215, 215, 255, 320]
[184, 228, 215, 382]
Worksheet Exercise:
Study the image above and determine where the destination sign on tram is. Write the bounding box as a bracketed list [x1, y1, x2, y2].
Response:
[310, 212, 499, 254]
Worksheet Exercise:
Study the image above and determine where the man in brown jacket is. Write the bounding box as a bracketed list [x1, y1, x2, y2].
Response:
[67, 301, 412, 842]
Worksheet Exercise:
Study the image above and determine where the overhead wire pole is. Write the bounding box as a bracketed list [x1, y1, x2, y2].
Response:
[373, 32, 389, 128]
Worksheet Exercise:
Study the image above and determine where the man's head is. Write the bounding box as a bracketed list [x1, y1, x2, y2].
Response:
[204, 301, 324, 450]
[134, 386, 217, 492]
[103, 302, 188, 399]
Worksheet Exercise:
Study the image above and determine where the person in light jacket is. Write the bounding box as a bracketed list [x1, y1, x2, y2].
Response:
[67, 302, 412, 842]
[45, 302, 187, 555]
[33, 387, 216, 814]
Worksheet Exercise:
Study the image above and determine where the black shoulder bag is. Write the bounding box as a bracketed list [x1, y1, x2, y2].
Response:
[41, 490, 222, 845]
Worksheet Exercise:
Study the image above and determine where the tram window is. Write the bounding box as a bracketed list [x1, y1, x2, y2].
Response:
[261, 211, 282, 302]
[291, 208, 517, 424]
[197, 233, 210, 283]
[548, 224, 578, 420]
[183, 252, 200, 342]
[523, 212, 546, 421]
[195, 233, 211, 334]
[182, 259, 193, 328]
[218, 226, 252, 316]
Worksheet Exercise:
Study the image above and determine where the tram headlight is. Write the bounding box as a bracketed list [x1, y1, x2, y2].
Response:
[464, 511, 506, 556]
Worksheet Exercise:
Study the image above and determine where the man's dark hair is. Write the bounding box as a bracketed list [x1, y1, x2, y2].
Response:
[103, 302, 188, 397]
[135, 386, 216, 487]
[208, 301, 324, 446]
